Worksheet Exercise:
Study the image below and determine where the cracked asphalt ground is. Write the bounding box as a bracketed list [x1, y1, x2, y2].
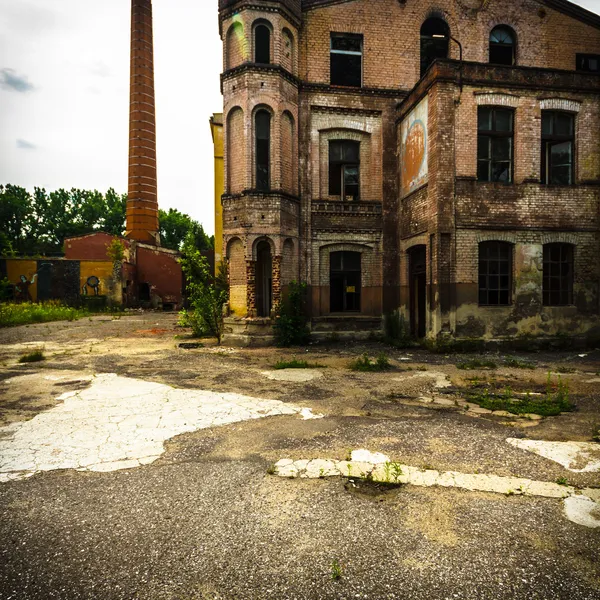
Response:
[0, 313, 599, 600]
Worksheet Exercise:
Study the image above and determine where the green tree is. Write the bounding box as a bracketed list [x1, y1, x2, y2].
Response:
[159, 208, 214, 252]
[102, 188, 127, 236]
[0, 185, 34, 255]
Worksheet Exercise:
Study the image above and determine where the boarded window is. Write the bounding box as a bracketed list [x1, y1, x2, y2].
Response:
[254, 24, 270, 64]
[479, 242, 512, 306]
[543, 243, 573, 306]
[255, 110, 271, 191]
[489, 26, 516, 65]
[477, 107, 514, 183]
[330, 33, 362, 87]
[329, 140, 360, 200]
[541, 111, 574, 185]
[420, 18, 449, 77]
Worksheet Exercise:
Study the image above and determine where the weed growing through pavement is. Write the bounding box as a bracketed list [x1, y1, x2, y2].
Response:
[266, 464, 276, 475]
[18, 349, 45, 363]
[330, 560, 343, 581]
[348, 353, 392, 372]
[556, 477, 570, 486]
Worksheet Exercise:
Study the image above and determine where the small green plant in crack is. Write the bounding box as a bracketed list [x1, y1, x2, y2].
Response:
[319, 468, 326, 479]
[390, 462, 403, 483]
[556, 477, 570, 486]
[266, 464, 277, 476]
[349, 353, 392, 372]
[330, 560, 343, 581]
[506, 489, 515, 496]
[18, 349, 45, 363]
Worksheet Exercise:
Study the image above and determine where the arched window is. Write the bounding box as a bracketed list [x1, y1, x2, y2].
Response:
[543, 243, 574, 306]
[478, 241, 513, 306]
[489, 26, 516, 65]
[254, 24, 271, 64]
[420, 18, 449, 77]
[255, 109, 271, 191]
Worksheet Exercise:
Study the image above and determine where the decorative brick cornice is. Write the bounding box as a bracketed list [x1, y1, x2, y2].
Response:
[474, 92, 520, 108]
[311, 105, 382, 118]
[219, 1, 301, 29]
[222, 63, 299, 88]
[539, 98, 582, 112]
[222, 189, 300, 203]
[301, 81, 406, 99]
[312, 200, 382, 215]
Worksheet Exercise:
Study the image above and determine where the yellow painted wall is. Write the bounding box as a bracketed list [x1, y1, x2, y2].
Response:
[6, 260, 38, 301]
[210, 113, 224, 271]
[80, 261, 121, 304]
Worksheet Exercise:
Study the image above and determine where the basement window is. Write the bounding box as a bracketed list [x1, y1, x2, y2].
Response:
[489, 26, 516, 66]
[330, 33, 363, 87]
[576, 54, 599, 73]
[479, 241, 512, 306]
[541, 111, 574, 185]
[255, 109, 271, 191]
[543, 243, 574, 306]
[329, 140, 360, 200]
[477, 107, 514, 183]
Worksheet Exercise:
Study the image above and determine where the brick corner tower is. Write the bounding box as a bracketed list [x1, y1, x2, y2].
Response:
[126, 0, 160, 246]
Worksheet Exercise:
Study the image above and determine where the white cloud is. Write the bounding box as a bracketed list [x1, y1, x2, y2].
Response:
[16, 139, 36, 150]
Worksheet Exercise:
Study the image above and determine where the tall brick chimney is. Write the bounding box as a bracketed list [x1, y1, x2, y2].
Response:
[126, 0, 160, 245]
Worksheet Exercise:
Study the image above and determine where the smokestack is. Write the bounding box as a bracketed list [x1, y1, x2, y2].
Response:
[126, 0, 160, 245]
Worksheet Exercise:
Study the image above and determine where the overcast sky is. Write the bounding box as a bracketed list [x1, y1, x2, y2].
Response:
[0, 0, 599, 235]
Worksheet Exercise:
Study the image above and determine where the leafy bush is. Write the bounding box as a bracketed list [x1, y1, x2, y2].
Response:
[272, 281, 310, 347]
[179, 243, 228, 344]
[0, 301, 88, 327]
[0, 277, 13, 301]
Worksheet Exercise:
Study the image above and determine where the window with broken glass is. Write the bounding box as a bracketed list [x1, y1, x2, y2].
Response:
[576, 53, 599, 73]
[543, 243, 574, 306]
[330, 33, 362, 87]
[541, 111, 574, 186]
[479, 241, 512, 306]
[477, 107, 514, 183]
[489, 26, 516, 65]
[329, 140, 360, 200]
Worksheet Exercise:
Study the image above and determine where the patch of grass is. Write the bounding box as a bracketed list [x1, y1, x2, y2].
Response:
[466, 375, 574, 417]
[266, 464, 276, 475]
[504, 356, 536, 370]
[556, 477, 570, 486]
[457, 359, 497, 370]
[554, 365, 576, 374]
[18, 349, 45, 363]
[330, 560, 343, 581]
[348, 353, 391, 372]
[273, 358, 325, 370]
[0, 301, 88, 328]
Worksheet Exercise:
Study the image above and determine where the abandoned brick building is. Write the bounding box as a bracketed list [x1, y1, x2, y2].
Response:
[216, 0, 600, 343]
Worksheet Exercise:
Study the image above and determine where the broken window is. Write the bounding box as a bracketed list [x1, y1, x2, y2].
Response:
[420, 18, 449, 77]
[541, 111, 574, 185]
[576, 54, 599, 73]
[489, 26, 516, 65]
[329, 140, 360, 200]
[477, 107, 514, 183]
[330, 33, 362, 87]
[254, 24, 271, 64]
[255, 109, 271, 191]
[479, 241, 512, 306]
[543, 243, 574, 306]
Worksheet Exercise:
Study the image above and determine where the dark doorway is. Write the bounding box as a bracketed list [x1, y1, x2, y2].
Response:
[409, 246, 427, 338]
[256, 241, 273, 317]
[330, 251, 361, 313]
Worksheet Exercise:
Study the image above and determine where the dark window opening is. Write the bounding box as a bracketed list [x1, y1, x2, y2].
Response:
[255, 109, 271, 191]
[254, 24, 271, 64]
[477, 106, 514, 183]
[330, 33, 362, 87]
[542, 111, 574, 185]
[329, 140, 360, 200]
[576, 53, 599, 73]
[543, 243, 573, 306]
[256, 241, 273, 317]
[330, 251, 361, 313]
[409, 245, 427, 338]
[489, 26, 516, 65]
[479, 241, 512, 306]
[420, 18, 449, 77]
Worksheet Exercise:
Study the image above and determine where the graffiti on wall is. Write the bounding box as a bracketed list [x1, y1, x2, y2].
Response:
[82, 276, 101, 296]
[401, 96, 428, 197]
[15, 273, 38, 302]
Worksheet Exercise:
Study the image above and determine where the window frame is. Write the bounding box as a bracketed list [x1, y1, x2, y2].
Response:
[541, 110, 575, 186]
[478, 241, 513, 307]
[489, 25, 516, 66]
[477, 106, 514, 184]
[328, 139, 360, 200]
[330, 33, 363, 88]
[253, 22, 271, 64]
[576, 53, 600, 73]
[420, 18, 450, 77]
[255, 109, 271, 192]
[543, 243, 574, 307]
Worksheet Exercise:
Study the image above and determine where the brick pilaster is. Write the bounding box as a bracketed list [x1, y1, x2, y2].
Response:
[272, 255, 282, 313]
[246, 260, 257, 317]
